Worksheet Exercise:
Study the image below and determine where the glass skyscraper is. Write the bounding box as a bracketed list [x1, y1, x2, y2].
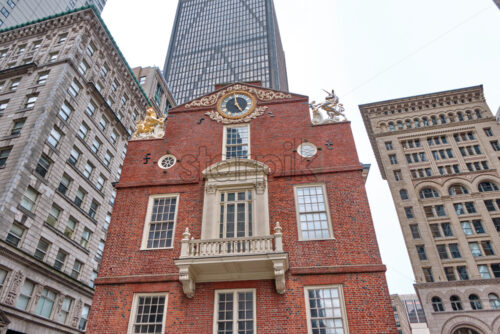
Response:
[163, 0, 288, 104]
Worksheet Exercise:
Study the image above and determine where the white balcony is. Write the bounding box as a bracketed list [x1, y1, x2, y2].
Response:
[174, 223, 289, 298]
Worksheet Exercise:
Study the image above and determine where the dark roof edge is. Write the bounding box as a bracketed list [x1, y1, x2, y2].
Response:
[0, 5, 152, 107]
[359, 85, 483, 108]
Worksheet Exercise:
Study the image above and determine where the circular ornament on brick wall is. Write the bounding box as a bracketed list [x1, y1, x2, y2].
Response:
[297, 143, 317, 158]
[158, 155, 176, 169]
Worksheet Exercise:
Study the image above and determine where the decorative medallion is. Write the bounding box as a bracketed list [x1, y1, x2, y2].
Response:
[297, 143, 317, 158]
[158, 154, 176, 169]
[185, 84, 292, 109]
[217, 91, 256, 119]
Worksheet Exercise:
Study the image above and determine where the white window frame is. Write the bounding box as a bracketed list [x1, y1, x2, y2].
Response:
[127, 292, 168, 334]
[141, 194, 180, 250]
[304, 285, 349, 334]
[293, 183, 334, 241]
[213, 289, 256, 334]
[222, 124, 250, 160]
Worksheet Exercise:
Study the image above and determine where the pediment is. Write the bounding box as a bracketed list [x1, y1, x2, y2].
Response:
[203, 159, 270, 179]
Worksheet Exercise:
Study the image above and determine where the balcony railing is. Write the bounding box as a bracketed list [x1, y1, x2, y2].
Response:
[175, 222, 288, 298]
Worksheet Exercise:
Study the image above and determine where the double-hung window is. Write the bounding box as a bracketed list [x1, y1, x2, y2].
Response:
[224, 125, 249, 159]
[219, 190, 253, 238]
[128, 293, 168, 334]
[294, 184, 332, 240]
[16, 280, 34, 311]
[142, 195, 179, 249]
[35, 288, 56, 318]
[214, 289, 255, 334]
[305, 286, 348, 334]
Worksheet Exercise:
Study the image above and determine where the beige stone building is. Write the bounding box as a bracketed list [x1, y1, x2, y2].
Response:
[360, 85, 500, 334]
[0, 7, 150, 333]
[392, 294, 430, 334]
[132, 66, 175, 117]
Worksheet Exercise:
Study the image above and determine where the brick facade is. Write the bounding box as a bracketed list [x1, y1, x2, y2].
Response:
[88, 83, 397, 333]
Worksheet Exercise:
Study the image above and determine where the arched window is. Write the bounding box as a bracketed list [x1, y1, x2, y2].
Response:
[405, 119, 412, 128]
[397, 121, 404, 130]
[489, 293, 500, 309]
[475, 109, 482, 119]
[389, 123, 395, 132]
[478, 181, 499, 192]
[448, 113, 456, 122]
[439, 114, 447, 124]
[450, 295, 463, 311]
[422, 117, 429, 126]
[466, 110, 473, 120]
[453, 328, 481, 334]
[400, 189, 409, 200]
[414, 118, 421, 128]
[457, 112, 464, 121]
[469, 294, 482, 310]
[448, 184, 469, 196]
[431, 296, 444, 312]
[419, 188, 439, 199]
[431, 116, 438, 125]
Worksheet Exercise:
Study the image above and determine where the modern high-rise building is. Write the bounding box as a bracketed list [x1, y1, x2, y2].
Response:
[0, 6, 149, 333]
[360, 85, 500, 334]
[163, 0, 288, 105]
[0, 0, 106, 29]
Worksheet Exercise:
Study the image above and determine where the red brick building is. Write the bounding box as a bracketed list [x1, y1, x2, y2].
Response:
[87, 83, 397, 333]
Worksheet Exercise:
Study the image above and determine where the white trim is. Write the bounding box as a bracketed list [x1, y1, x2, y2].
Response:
[304, 285, 349, 334]
[213, 288, 257, 334]
[140, 194, 180, 250]
[293, 183, 334, 241]
[222, 123, 251, 160]
[297, 143, 318, 158]
[127, 292, 168, 334]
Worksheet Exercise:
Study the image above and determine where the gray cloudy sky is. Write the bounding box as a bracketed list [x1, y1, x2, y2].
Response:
[102, 0, 500, 294]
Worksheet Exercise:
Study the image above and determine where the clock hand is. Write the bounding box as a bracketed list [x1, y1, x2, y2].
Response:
[233, 94, 243, 112]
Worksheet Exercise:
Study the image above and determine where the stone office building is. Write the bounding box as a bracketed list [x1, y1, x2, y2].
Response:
[0, 7, 149, 333]
[360, 85, 500, 334]
[132, 66, 175, 117]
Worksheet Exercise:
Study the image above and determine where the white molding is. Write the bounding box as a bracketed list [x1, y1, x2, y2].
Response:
[140, 194, 180, 250]
[293, 183, 334, 241]
[303, 285, 349, 334]
[127, 292, 168, 334]
[213, 288, 257, 334]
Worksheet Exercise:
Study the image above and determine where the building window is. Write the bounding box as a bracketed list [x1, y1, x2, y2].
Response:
[444, 267, 456, 281]
[83, 162, 94, 179]
[214, 290, 255, 334]
[155, 84, 164, 105]
[79, 304, 90, 330]
[393, 170, 402, 181]
[448, 184, 468, 196]
[9, 78, 20, 91]
[80, 228, 92, 248]
[453, 202, 476, 215]
[58, 101, 73, 121]
[90, 271, 98, 288]
[97, 240, 105, 262]
[34, 238, 51, 261]
[111, 80, 118, 92]
[385, 141, 393, 150]
[478, 181, 498, 192]
[389, 154, 397, 165]
[85, 101, 96, 117]
[54, 249, 67, 271]
[77, 123, 89, 140]
[104, 213, 111, 231]
[68, 147, 80, 166]
[58, 174, 71, 195]
[436, 244, 449, 259]
[450, 295, 463, 311]
[57, 33, 67, 44]
[68, 80, 81, 97]
[431, 296, 444, 312]
[404, 207, 414, 219]
[100, 64, 109, 77]
[419, 188, 439, 199]
[74, 188, 85, 208]
[224, 125, 249, 159]
[35, 288, 57, 318]
[71, 260, 83, 279]
[86, 42, 95, 57]
[416, 245, 427, 261]
[6, 223, 24, 246]
[56, 296, 73, 324]
[7, 0, 14, 9]
[110, 131, 118, 145]
[304, 286, 347, 334]
[295, 184, 332, 240]
[128, 293, 168, 334]
[399, 189, 408, 200]
[24, 94, 38, 109]
[0, 100, 8, 114]
[47, 127, 63, 148]
[78, 60, 88, 75]
[35, 154, 51, 178]
[64, 217, 77, 239]
[469, 294, 482, 310]
[89, 200, 99, 219]
[449, 243, 461, 258]
[11, 118, 25, 136]
[96, 175, 105, 191]
[139, 76, 146, 85]
[91, 138, 102, 154]
[46, 204, 61, 226]
[489, 293, 500, 310]
[99, 117, 107, 131]
[478, 265, 491, 279]
[0, 147, 12, 168]
[409, 224, 420, 239]
[1, 7, 9, 17]
[457, 266, 469, 280]
[49, 52, 58, 62]
[36, 72, 49, 85]
[20, 186, 38, 212]
[142, 195, 178, 249]
[16, 280, 34, 311]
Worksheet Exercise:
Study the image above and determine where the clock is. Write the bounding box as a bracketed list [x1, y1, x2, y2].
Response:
[217, 91, 256, 119]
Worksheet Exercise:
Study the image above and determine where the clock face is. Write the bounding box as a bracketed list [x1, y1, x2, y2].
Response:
[217, 92, 256, 119]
